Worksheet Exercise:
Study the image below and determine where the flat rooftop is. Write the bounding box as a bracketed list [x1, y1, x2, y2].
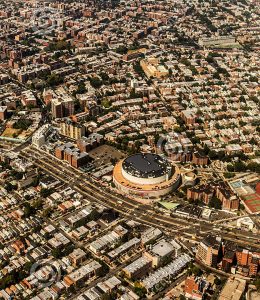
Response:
[122, 153, 171, 178]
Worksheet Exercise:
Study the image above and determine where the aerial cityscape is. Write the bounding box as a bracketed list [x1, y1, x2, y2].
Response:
[0, 0, 259, 299]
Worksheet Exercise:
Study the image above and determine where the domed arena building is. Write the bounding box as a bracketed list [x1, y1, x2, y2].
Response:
[113, 153, 181, 198]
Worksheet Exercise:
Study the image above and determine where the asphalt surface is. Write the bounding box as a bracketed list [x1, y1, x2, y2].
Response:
[19, 146, 260, 250]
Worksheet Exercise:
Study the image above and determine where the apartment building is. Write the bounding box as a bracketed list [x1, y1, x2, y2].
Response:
[51, 97, 74, 118]
[60, 119, 86, 140]
[196, 235, 221, 267]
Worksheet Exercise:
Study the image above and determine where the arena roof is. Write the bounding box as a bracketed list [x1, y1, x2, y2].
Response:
[122, 153, 171, 178]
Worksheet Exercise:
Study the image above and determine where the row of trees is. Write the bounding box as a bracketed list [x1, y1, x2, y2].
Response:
[13, 119, 33, 131]
[227, 161, 260, 174]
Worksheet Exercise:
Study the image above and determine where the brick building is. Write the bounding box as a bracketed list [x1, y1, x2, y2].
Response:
[184, 276, 209, 300]
[192, 151, 209, 166]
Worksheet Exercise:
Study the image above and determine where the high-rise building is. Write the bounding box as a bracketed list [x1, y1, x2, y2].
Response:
[196, 235, 221, 267]
[51, 97, 74, 118]
[60, 119, 86, 140]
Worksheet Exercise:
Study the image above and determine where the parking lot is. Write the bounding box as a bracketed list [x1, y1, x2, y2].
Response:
[89, 145, 126, 168]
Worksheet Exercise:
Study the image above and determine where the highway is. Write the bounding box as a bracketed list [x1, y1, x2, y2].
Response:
[19, 146, 260, 250]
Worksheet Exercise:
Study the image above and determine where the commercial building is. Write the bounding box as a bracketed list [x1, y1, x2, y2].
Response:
[113, 153, 181, 198]
[144, 239, 175, 267]
[218, 277, 246, 300]
[140, 58, 169, 79]
[236, 217, 255, 231]
[198, 36, 238, 48]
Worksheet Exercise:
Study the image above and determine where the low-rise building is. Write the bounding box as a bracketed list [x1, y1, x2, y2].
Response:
[185, 276, 210, 300]
[218, 277, 246, 300]
[123, 256, 152, 280]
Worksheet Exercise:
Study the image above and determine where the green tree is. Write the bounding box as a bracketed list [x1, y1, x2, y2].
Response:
[46, 74, 63, 87]
[247, 162, 260, 173]
[209, 196, 222, 209]
[214, 277, 222, 285]
[227, 164, 235, 172]
[52, 248, 62, 259]
[89, 77, 102, 89]
[234, 161, 246, 172]
[76, 82, 87, 94]
[40, 188, 53, 198]
[253, 277, 260, 291]
[133, 282, 147, 298]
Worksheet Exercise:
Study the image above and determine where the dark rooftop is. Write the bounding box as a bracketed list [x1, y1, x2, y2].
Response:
[122, 153, 172, 178]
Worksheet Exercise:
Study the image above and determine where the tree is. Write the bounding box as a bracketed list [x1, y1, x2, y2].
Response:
[89, 77, 103, 89]
[10, 170, 24, 180]
[214, 277, 222, 285]
[100, 72, 110, 81]
[133, 61, 144, 76]
[46, 40, 71, 52]
[46, 74, 63, 87]
[24, 194, 31, 201]
[5, 182, 14, 192]
[52, 248, 62, 259]
[40, 188, 53, 198]
[209, 150, 218, 160]
[13, 119, 33, 130]
[76, 82, 87, 94]
[96, 259, 109, 276]
[253, 277, 260, 291]
[23, 202, 35, 218]
[224, 172, 234, 179]
[192, 266, 202, 276]
[134, 282, 147, 298]
[209, 196, 222, 209]
[227, 164, 235, 172]
[32, 199, 43, 210]
[42, 207, 53, 218]
[234, 161, 246, 172]
[247, 162, 260, 173]
[31, 175, 40, 187]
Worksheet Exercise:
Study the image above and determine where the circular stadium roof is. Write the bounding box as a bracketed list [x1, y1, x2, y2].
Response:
[122, 153, 172, 179]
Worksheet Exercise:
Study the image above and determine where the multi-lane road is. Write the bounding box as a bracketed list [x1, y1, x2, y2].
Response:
[19, 146, 260, 250]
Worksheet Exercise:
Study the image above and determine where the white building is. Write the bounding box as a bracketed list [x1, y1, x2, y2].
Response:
[32, 124, 52, 148]
[236, 217, 254, 231]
